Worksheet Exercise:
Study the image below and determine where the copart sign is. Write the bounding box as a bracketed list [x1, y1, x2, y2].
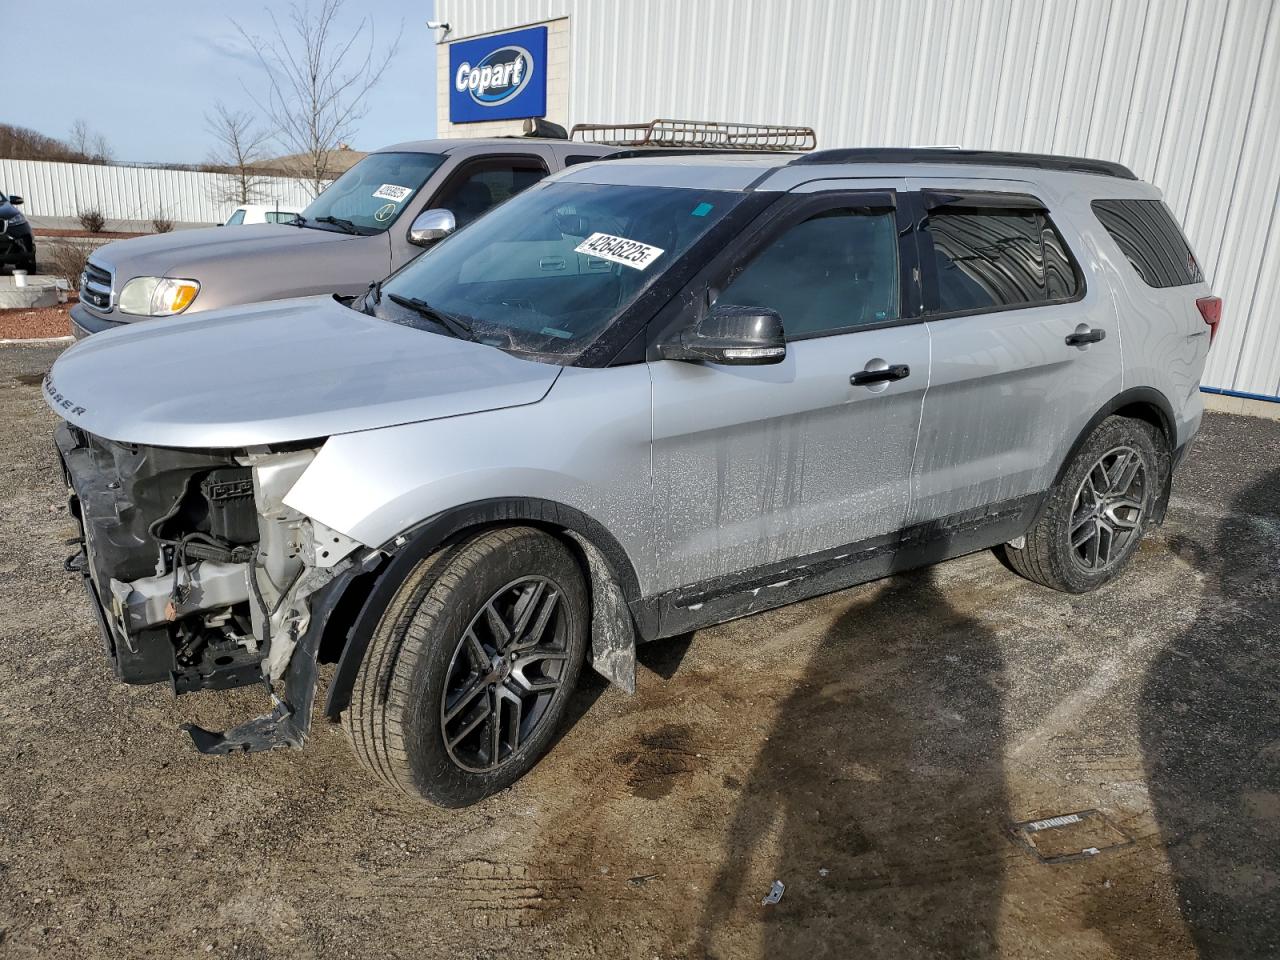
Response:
[449, 25, 547, 123]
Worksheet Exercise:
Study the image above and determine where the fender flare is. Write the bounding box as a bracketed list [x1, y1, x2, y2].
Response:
[321, 497, 650, 720]
[1046, 386, 1178, 524]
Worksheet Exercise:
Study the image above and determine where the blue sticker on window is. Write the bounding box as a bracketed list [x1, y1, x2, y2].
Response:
[691, 202, 713, 217]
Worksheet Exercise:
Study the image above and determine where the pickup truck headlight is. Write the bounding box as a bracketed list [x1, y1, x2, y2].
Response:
[118, 276, 200, 316]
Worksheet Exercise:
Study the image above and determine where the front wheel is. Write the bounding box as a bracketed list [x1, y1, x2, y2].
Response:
[343, 526, 589, 807]
[1005, 415, 1164, 593]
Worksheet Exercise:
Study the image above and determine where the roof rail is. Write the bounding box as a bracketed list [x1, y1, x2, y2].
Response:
[570, 119, 817, 153]
[789, 148, 1137, 180]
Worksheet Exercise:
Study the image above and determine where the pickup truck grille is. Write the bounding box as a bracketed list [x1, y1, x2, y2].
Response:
[80, 260, 113, 311]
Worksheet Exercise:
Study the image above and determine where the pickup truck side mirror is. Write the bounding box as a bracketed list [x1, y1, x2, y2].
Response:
[7, 194, 23, 206]
[408, 208, 457, 247]
[659, 303, 787, 365]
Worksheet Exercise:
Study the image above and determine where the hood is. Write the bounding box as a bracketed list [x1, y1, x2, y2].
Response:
[91, 223, 358, 279]
[44, 296, 563, 448]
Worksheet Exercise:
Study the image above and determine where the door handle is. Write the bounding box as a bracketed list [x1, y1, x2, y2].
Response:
[850, 363, 911, 386]
[1065, 327, 1106, 347]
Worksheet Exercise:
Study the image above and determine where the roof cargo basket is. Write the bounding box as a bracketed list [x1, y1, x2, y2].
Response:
[789, 147, 1136, 180]
[570, 119, 817, 152]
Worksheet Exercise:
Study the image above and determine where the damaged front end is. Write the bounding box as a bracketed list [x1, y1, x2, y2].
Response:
[56, 422, 377, 753]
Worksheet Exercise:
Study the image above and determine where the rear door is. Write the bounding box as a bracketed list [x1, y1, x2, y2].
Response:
[905, 178, 1122, 525]
[649, 182, 930, 597]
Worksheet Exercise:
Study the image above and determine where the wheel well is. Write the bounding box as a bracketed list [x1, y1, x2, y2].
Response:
[321, 500, 648, 718]
[1106, 398, 1176, 524]
[316, 516, 616, 662]
[1113, 400, 1172, 450]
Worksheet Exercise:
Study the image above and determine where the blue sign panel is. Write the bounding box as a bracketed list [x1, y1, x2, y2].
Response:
[449, 26, 547, 123]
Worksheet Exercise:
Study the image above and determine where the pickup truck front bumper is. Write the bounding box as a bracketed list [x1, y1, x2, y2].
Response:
[69, 302, 128, 339]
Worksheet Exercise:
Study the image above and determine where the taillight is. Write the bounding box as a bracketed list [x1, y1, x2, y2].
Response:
[1196, 296, 1222, 343]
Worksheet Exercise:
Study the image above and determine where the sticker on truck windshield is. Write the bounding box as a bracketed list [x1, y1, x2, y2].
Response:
[573, 232, 665, 270]
[372, 183, 413, 202]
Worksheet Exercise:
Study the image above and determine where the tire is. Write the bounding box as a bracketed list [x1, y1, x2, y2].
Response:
[1004, 415, 1164, 594]
[343, 526, 589, 807]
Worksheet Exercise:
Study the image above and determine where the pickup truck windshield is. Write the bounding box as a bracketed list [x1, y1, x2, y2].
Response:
[376, 180, 740, 359]
[300, 152, 445, 234]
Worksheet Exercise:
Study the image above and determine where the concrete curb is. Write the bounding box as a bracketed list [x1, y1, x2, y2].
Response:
[0, 336, 74, 345]
[1203, 391, 1280, 421]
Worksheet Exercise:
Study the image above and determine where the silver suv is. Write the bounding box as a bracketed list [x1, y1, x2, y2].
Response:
[47, 148, 1218, 806]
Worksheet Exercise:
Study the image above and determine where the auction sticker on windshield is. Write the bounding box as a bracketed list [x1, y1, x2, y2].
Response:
[373, 184, 413, 202]
[574, 232, 665, 270]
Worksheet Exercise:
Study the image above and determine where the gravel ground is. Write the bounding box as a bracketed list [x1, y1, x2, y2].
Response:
[0, 341, 1276, 959]
[0, 304, 73, 340]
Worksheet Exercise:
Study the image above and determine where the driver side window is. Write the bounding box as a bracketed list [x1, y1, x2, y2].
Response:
[718, 205, 900, 338]
[433, 158, 550, 229]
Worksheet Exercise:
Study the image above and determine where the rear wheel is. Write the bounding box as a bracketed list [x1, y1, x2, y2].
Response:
[1005, 416, 1163, 593]
[343, 526, 588, 807]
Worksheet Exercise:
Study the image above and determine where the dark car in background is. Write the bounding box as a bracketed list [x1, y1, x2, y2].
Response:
[0, 190, 35, 274]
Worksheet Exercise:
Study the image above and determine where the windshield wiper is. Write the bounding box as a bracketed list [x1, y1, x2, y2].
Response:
[387, 293, 474, 341]
[290, 215, 308, 228]
[314, 215, 360, 235]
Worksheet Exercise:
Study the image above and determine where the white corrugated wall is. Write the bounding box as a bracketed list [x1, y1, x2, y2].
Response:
[0, 158, 318, 226]
[438, 0, 1280, 399]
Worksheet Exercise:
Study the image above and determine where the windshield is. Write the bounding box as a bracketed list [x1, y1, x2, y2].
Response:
[376, 180, 741, 359]
[300, 151, 445, 234]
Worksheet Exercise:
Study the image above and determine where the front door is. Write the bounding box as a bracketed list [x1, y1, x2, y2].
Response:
[649, 186, 930, 604]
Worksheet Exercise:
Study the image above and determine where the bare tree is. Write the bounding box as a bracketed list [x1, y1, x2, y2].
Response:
[90, 132, 113, 163]
[205, 101, 273, 204]
[233, 0, 401, 196]
[68, 119, 112, 163]
[0, 123, 88, 162]
[68, 119, 92, 155]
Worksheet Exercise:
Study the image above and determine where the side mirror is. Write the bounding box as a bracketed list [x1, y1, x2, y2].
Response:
[659, 303, 787, 365]
[408, 208, 457, 247]
[7, 195, 23, 206]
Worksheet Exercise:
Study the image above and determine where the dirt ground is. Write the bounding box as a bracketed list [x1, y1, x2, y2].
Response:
[1, 342, 1276, 960]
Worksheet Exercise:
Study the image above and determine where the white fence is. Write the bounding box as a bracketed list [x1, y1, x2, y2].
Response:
[0, 158, 319, 225]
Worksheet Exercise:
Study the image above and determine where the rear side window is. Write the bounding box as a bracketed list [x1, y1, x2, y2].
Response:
[923, 206, 1080, 314]
[1091, 199, 1203, 287]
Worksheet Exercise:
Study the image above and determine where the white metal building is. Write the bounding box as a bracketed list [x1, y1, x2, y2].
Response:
[435, 0, 1280, 405]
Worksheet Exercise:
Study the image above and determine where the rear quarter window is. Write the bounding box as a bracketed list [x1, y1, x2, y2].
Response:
[922, 205, 1082, 314]
[1091, 199, 1204, 287]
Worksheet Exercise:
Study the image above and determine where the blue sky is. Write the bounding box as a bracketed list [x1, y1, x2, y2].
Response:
[11, 0, 438, 164]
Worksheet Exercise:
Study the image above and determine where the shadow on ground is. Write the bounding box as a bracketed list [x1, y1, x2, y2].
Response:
[690, 567, 1009, 958]
[1139, 466, 1280, 959]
